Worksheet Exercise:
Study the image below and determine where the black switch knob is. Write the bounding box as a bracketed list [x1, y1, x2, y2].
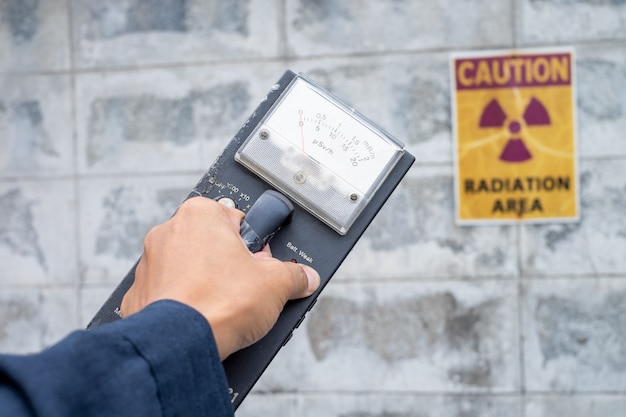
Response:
[239, 190, 294, 253]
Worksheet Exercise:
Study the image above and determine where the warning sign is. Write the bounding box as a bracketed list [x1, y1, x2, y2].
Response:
[450, 48, 579, 224]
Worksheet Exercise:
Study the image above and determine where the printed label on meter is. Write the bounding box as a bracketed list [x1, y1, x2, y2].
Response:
[235, 75, 405, 234]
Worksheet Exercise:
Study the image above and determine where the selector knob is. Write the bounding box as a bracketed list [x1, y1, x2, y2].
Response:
[216, 196, 237, 209]
[239, 190, 294, 253]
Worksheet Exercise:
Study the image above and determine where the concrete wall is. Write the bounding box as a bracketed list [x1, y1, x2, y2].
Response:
[1, 1, 625, 416]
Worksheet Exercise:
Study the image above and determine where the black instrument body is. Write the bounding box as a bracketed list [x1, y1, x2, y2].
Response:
[88, 70, 415, 409]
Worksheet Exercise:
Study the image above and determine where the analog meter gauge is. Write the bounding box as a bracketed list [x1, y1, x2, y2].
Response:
[235, 75, 405, 234]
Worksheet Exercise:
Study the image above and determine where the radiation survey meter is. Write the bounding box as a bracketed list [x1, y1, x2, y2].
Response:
[88, 70, 415, 409]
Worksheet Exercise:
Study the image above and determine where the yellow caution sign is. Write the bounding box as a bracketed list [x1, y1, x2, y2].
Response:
[450, 49, 579, 224]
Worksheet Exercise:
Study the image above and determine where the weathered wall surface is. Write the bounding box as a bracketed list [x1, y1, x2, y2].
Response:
[1, 1, 625, 416]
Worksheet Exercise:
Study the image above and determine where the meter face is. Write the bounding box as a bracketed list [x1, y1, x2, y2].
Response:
[263, 78, 400, 194]
[235, 75, 405, 234]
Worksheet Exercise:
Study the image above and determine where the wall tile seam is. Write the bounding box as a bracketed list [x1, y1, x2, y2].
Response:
[9, 150, 626, 182]
[246, 394, 526, 402]
[516, 220, 526, 396]
[0, 170, 208, 183]
[249, 391, 626, 398]
[250, 388, 528, 396]
[5, 36, 616, 78]
[512, 0, 520, 49]
[522, 393, 626, 399]
[401, 154, 626, 168]
[0, 176, 76, 183]
[0, 284, 81, 290]
[334, 273, 626, 284]
[577, 156, 626, 163]
[3, 38, 625, 77]
[332, 276, 520, 285]
[506, 38, 626, 50]
[2, 55, 293, 77]
[250, 387, 626, 396]
[2, 272, 622, 291]
[0, 164, 418, 182]
[68, 0, 84, 328]
[76, 284, 119, 290]
[11, 33, 626, 74]
[523, 389, 626, 395]
[517, 274, 626, 281]
[69, 35, 616, 72]
[276, 0, 288, 58]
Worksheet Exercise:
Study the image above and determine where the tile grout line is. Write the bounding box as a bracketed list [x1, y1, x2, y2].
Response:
[66, 0, 83, 328]
[2, 155, 626, 183]
[248, 389, 626, 397]
[512, 0, 526, 389]
[512, 0, 520, 50]
[516, 223, 527, 416]
[2, 37, 625, 78]
[277, 0, 289, 60]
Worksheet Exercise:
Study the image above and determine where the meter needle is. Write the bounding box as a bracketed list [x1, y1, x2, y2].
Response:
[298, 110, 306, 151]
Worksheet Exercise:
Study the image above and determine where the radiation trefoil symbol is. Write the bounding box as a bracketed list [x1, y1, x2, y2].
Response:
[479, 97, 551, 163]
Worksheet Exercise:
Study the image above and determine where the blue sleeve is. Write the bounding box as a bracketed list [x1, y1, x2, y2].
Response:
[0, 300, 234, 417]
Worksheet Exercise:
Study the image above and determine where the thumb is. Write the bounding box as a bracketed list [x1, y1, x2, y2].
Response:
[284, 263, 320, 300]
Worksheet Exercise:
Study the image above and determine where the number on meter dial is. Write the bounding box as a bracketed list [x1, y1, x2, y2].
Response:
[263, 78, 398, 195]
[299, 110, 375, 164]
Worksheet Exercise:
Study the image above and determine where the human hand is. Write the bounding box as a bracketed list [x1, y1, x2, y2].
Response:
[120, 196, 320, 360]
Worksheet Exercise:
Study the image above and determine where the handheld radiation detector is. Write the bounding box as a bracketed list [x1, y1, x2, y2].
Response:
[88, 71, 415, 409]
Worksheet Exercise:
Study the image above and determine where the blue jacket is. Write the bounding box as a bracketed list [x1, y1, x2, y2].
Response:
[0, 300, 233, 417]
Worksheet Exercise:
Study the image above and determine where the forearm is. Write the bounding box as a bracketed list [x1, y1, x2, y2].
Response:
[0, 300, 233, 417]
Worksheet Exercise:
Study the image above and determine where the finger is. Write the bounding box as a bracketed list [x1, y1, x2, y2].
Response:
[283, 262, 321, 299]
[224, 206, 245, 231]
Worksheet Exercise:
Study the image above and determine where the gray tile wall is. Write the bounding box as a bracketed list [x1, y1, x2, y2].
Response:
[0, 1, 624, 416]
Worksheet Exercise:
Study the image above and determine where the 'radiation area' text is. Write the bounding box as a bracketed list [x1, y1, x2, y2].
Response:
[464, 176, 571, 216]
